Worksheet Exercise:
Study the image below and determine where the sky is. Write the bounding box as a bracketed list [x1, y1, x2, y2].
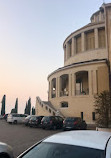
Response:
[0, 0, 111, 114]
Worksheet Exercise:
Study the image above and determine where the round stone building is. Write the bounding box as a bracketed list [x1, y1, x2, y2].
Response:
[36, 3, 111, 124]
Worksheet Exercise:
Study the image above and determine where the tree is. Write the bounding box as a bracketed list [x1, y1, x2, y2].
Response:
[27, 98, 31, 115]
[94, 90, 111, 128]
[1, 95, 6, 116]
[24, 102, 28, 114]
[24, 98, 31, 115]
[11, 108, 16, 113]
[15, 98, 18, 113]
[10, 98, 18, 114]
[32, 107, 35, 115]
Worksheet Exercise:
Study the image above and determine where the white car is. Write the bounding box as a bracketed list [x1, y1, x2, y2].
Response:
[7, 113, 27, 124]
[0, 142, 14, 158]
[17, 130, 111, 158]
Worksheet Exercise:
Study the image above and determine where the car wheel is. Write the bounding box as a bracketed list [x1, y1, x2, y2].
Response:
[42, 127, 45, 129]
[63, 128, 66, 131]
[0, 153, 10, 158]
[84, 126, 87, 130]
[53, 125, 57, 130]
[14, 120, 17, 124]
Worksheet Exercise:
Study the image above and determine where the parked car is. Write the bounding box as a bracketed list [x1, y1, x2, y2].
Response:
[29, 116, 44, 127]
[41, 116, 63, 129]
[24, 115, 32, 126]
[63, 117, 87, 130]
[0, 142, 14, 158]
[7, 113, 27, 124]
[17, 130, 111, 158]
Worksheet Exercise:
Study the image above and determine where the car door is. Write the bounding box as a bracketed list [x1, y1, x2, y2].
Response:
[17, 114, 21, 123]
[53, 117, 58, 127]
[58, 117, 63, 128]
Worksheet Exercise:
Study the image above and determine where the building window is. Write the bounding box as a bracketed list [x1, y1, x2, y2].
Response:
[51, 78, 56, 98]
[61, 102, 68, 108]
[45, 106, 48, 110]
[53, 112, 55, 116]
[76, 35, 81, 53]
[98, 28, 105, 48]
[92, 112, 95, 121]
[86, 30, 95, 50]
[81, 112, 83, 120]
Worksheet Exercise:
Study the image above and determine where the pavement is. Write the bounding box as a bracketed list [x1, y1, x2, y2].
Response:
[0, 120, 61, 157]
[0, 120, 96, 157]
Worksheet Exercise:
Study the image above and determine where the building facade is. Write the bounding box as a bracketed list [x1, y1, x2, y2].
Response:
[36, 3, 111, 124]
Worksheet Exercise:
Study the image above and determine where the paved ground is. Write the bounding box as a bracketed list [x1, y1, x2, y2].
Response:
[0, 120, 61, 157]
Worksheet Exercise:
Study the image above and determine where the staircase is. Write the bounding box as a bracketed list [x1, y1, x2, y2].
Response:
[36, 96, 64, 118]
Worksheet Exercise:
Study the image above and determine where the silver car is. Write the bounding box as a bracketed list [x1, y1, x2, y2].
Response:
[0, 142, 14, 158]
[17, 130, 111, 158]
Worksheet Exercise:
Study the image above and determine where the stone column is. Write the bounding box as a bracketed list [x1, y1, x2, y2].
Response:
[69, 74, 72, 96]
[99, 11, 102, 21]
[88, 71, 93, 95]
[66, 42, 70, 59]
[74, 37, 76, 55]
[57, 77, 60, 97]
[72, 73, 76, 96]
[64, 46, 66, 62]
[56, 78, 58, 98]
[81, 32, 85, 52]
[93, 70, 97, 94]
[95, 28, 99, 49]
[94, 15, 96, 22]
[72, 37, 75, 56]
[49, 81, 52, 99]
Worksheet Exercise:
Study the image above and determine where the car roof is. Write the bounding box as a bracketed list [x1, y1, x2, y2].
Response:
[43, 130, 111, 150]
[65, 117, 80, 120]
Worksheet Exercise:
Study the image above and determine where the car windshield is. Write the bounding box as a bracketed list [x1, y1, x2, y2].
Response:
[20, 142, 105, 158]
[25, 116, 31, 119]
[42, 117, 50, 121]
[30, 116, 36, 120]
[65, 118, 79, 122]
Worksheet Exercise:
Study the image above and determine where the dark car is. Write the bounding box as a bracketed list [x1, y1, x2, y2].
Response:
[41, 116, 63, 130]
[63, 117, 87, 130]
[29, 116, 44, 127]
